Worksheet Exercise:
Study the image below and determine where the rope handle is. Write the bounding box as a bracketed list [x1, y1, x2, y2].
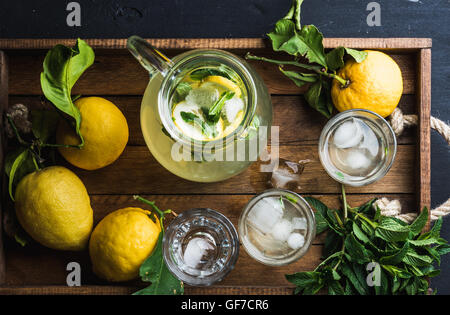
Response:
[375, 108, 450, 223]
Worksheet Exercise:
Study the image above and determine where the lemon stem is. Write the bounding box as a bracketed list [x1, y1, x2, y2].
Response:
[133, 195, 164, 218]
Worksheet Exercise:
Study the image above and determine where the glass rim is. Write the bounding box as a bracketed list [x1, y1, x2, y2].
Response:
[318, 108, 398, 187]
[238, 189, 316, 267]
[162, 208, 239, 286]
[158, 49, 257, 148]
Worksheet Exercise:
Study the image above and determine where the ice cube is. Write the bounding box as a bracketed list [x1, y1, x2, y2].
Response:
[185, 86, 220, 108]
[183, 238, 214, 269]
[223, 96, 244, 123]
[247, 197, 284, 234]
[345, 150, 371, 169]
[269, 159, 310, 190]
[292, 217, 307, 230]
[271, 219, 293, 241]
[333, 118, 363, 149]
[287, 233, 305, 249]
[358, 120, 380, 156]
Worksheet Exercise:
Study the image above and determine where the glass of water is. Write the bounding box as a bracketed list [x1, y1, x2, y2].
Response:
[238, 189, 316, 266]
[318, 109, 397, 187]
[163, 208, 239, 286]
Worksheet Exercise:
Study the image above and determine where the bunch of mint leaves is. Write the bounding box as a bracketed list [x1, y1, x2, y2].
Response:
[286, 186, 450, 295]
[246, 0, 367, 118]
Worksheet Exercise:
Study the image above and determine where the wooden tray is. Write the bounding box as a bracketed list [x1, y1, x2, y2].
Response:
[0, 38, 431, 295]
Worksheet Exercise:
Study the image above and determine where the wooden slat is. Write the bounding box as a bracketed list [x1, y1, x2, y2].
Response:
[7, 51, 417, 96]
[2, 194, 415, 287]
[0, 51, 8, 285]
[54, 144, 416, 195]
[0, 38, 432, 50]
[8, 94, 418, 147]
[417, 49, 431, 228]
[0, 285, 293, 295]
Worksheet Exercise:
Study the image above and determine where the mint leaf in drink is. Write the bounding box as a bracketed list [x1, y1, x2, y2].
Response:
[208, 91, 235, 122]
[173, 82, 192, 104]
[180, 111, 217, 138]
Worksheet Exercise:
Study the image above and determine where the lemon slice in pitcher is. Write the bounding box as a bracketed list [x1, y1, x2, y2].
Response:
[201, 76, 242, 97]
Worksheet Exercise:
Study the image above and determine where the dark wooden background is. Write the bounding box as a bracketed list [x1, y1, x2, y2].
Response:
[0, 0, 448, 294]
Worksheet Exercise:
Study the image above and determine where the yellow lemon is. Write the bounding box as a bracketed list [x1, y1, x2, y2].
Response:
[331, 50, 403, 118]
[89, 207, 161, 282]
[202, 75, 242, 97]
[57, 97, 129, 170]
[14, 166, 93, 251]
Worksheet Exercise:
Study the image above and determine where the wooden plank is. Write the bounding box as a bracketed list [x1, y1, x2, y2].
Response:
[8, 94, 418, 147]
[53, 144, 416, 195]
[0, 38, 432, 50]
[2, 194, 415, 287]
[0, 51, 8, 285]
[0, 285, 293, 295]
[7, 51, 417, 96]
[417, 49, 431, 228]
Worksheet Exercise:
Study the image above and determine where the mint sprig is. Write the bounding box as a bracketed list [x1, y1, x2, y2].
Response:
[246, 0, 368, 118]
[289, 186, 449, 295]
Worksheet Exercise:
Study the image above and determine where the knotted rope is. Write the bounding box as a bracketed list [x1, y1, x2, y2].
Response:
[373, 108, 450, 223]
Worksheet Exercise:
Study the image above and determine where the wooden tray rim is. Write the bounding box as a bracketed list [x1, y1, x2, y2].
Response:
[0, 38, 432, 294]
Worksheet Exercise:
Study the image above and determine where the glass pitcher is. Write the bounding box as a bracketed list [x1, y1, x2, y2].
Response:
[127, 36, 272, 182]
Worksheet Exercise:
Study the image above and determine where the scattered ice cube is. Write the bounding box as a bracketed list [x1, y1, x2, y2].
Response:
[292, 217, 307, 230]
[287, 233, 305, 249]
[183, 237, 215, 269]
[271, 219, 293, 242]
[185, 86, 220, 108]
[345, 150, 371, 169]
[333, 118, 363, 149]
[269, 159, 310, 190]
[247, 197, 284, 234]
[358, 120, 380, 156]
[223, 96, 244, 123]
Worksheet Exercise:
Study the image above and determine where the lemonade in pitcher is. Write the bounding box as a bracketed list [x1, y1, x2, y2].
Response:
[128, 36, 272, 182]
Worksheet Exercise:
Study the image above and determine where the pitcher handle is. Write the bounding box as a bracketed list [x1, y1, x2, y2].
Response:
[127, 35, 174, 77]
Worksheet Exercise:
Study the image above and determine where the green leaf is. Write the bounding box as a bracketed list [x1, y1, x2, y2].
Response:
[40, 39, 95, 146]
[267, 19, 296, 51]
[344, 233, 372, 264]
[375, 217, 411, 242]
[6, 149, 31, 201]
[379, 242, 409, 265]
[133, 234, 184, 295]
[352, 221, 370, 244]
[328, 280, 345, 295]
[436, 243, 450, 256]
[325, 47, 345, 72]
[31, 110, 60, 143]
[382, 265, 412, 279]
[325, 47, 368, 72]
[304, 197, 329, 234]
[304, 79, 333, 118]
[180, 111, 217, 138]
[189, 65, 239, 82]
[279, 25, 327, 67]
[409, 207, 429, 236]
[208, 91, 235, 120]
[402, 249, 433, 267]
[278, 67, 318, 88]
[344, 48, 368, 63]
[374, 268, 390, 295]
[341, 263, 370, 295]
[173, 82, 192, 103]
[285, 271, 320, 289]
